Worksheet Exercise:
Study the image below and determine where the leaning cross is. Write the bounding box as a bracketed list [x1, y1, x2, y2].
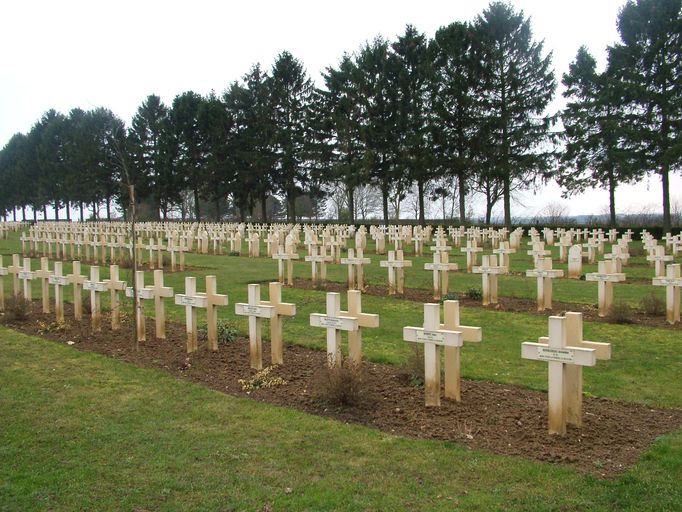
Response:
[652, 263, 682, 324]
[523, 313, 608, 435]
[438, 300, 482, 401]
[585, 260, 626, 317]
[235, 283, 276, 370]
[380, 250, 412, 295]
[403, 303, 463, 407]
[310, 292, 358, 367]
[340, 290, 379, 365]
[526, 256, 564, 311]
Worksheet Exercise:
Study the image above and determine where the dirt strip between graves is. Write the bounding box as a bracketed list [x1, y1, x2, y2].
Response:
[2, 303, 682, 479]
[287, 278, 682, 330]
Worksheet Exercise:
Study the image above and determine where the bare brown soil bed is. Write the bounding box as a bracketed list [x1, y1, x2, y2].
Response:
[2, 303, 681, 479]
[287, 278, 682, 330]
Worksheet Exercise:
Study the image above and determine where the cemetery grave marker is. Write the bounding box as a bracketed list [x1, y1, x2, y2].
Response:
[66, 261, 87, 321]
[523, 313, 610, 435]
[403, 303, 463, 406]
[304, 244, 332, 286]
[18, 257, 35, 302]
[258, 282, 296, 365]
[310, 292, 359, 366]
[235, 284, 275, 369]
[380, 250, 412, 295]
[83, 266, 108, 331]
[34, 257, 53, 313]
[424, 251, 458, 300]
[340, 290, 379, 365]
[461, 240, 482, 272]
[340, 248, 371, 290]
[8, 254, 22, 298]
[652, 263, 682, 324]
[526, 256, 564, 311]
[48, 261, 69, 323]
[567, 245, 583, 279]
[585, 260, 626, 317]
[472, 254, 506, 306]
[0, 256, 6, 311]
[646, 245, 673, 278]
[102, 265, 127, 330]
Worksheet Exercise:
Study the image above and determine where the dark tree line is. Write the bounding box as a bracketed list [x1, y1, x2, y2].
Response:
[1, 1, 680, 229]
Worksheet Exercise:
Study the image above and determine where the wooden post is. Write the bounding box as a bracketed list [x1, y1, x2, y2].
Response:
[526, 257, 564, 311]
[585, 260, 626, 317]
[259, 282, 296, 365]
[440, 300, 482, 401]
[652, 264, 682, 324]
[235, 284, 275, 369]
[103, 265, 127, 330]
[341, 290, 379, 365]
[34, 257, 53, 313]
[310, 292, 358, 367]
[403, 303, 463, 406]
[66, 261, 87, 321]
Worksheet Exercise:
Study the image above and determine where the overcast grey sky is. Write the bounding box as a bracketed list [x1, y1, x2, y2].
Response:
[1, 0, 679, 219]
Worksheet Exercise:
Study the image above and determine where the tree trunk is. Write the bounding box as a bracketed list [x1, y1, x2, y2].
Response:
[260, 192, 268, 223]
[92, 202, 98, 220]
[79, 202, 84, 222]
[661, 164, 671, 233]
[13, 207, 17, 222]
[458, 172, 466, 224]
[417, 179, 425, 226]
[503, 175, 511, 227]
[66, 201, 71, 221]
[381, 182, 389, 225]
[42, 204, 47, 219]
[215, 198, 221, 221]
[21, 206, 26, 221]
[33, 208, 37, 222]
[193, 188, 201, 221]
[106, 197, 111, 221]
[608, 170, 617, 228]
[54, 201, 60, 220]
[286, 189, 296, 222]
[347, 185, 355, 224]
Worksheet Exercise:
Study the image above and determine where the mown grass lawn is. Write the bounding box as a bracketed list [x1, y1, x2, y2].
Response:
[1, 229, 681, 510]
[1, 328, 681, 512]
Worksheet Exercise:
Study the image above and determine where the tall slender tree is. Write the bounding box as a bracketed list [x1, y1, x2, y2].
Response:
[475, 1, 557, 226]
[608, 0, 682, 231]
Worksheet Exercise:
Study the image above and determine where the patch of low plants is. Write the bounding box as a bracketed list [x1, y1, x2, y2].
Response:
[4, 294, 31, 322]
[238, 365, 287, 392]
[198, 319, 239, 345]
[441, 292, 459, 302]
[314, 357, 367, 407]
[640, 293, 665, 316]
[608, 301, 634, 324]
[401, 344, 425, 388]
[36, 320, 68, 335]
[465, 287, 483, 301]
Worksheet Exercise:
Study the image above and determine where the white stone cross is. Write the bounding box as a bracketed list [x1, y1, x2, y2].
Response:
[472, 254, 506, 305]
[310, 292, 359, 367]
[380, 250, 412, 295]
[460, 240, 482, 272]
[652, 264, 682, 324]
[403, 303, 464, 406]
[66, 261, 87, 321]
[604, 244, 630, 272]
[492, 241, 516, 269]
[340, 248, 371, 290]
[424, 251, 458, 300]
[305, 244, 332, 286]
[235, 284, 276, 369]
[175, 276, 206, 353]
[273, 244, 299, 286]
[125, 270, 163, 342]
[0, 255, 7, 311]
[646, 245, 673, 278]
[48, 261, 70, 323]
[526, 256, 564, 311]
[83, 266, 109, 331]
[258, 282, 296, 365]
[340, 290, 379, 365]
[18, 257, 36, 301]
[585, 260, 626, 317]
[7, 254, 22, 298]
[438, 300, 482, 401]
[102, 265, 127, 330]
[527, 241, 552, 267]
[523, 313, 609, 435]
